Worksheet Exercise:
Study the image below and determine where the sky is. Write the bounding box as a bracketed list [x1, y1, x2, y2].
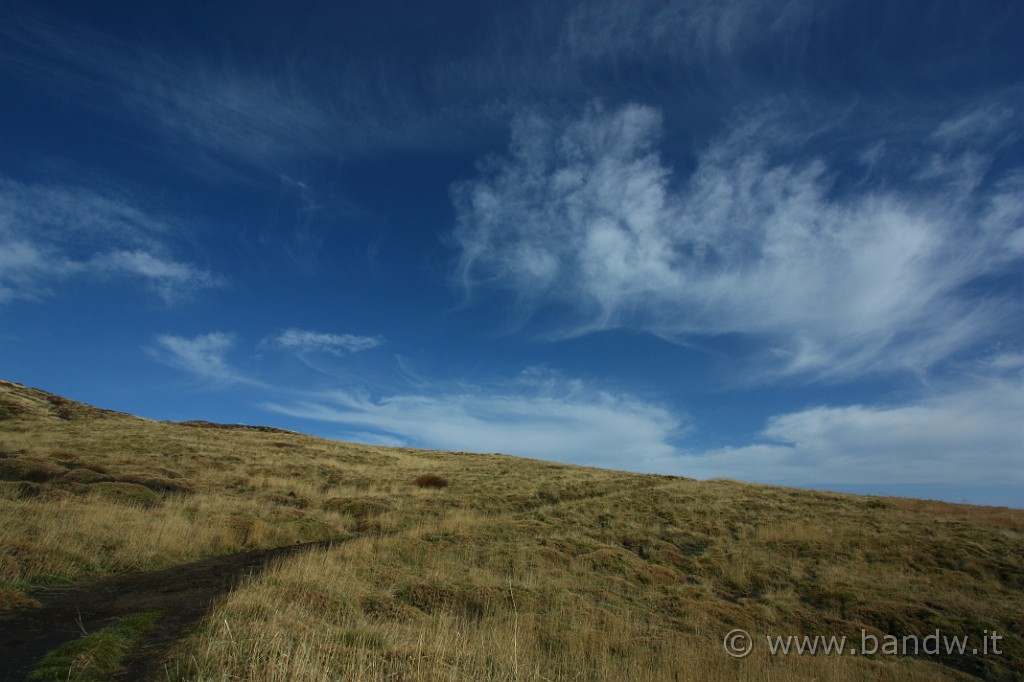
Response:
[1, 0, 1021, 508]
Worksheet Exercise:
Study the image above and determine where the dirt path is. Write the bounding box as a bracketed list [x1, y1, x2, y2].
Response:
[0, 538, 343, 681]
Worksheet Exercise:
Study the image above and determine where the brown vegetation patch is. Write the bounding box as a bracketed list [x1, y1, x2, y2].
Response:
[114, 474, 193, 494]
[58, 468, 112, 485]
[0, 456, 65, 483]
[226, 515, 267, 546]
[0, 399, 26, 421]
[393, 582, 495, 621]
[90, 482, 162, 508]
[267, 491, 309, 509]
[322, 497, 391, 518]
[580, 546, 646, 578]
[360, 595, 425, 622]
[7, 481, 42, 499]
[542, 537, 595, 558]
[413, 473, 448, 489]
[45, 394, 77, 420]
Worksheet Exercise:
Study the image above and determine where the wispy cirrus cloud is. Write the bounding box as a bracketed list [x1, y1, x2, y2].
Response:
[0, 239, 67, 303]
[0, 0, 828, 187]
[0, 10, 490, 185]
[557, 0, 815, 68]
[263, 369, 683, 468]
[88, 250, 221, 303]
[150, 329, 682, 466]
[452, 102, 1024, 380]
[0, 178, 222, 305]
[152, 332, 247, 385]
[0, 15, 334, 181]
[932, 104, 1017, 146]
[265, 328, 383, 356]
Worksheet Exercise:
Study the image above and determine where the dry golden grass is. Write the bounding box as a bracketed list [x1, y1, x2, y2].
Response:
[1, 379, 1022, 681]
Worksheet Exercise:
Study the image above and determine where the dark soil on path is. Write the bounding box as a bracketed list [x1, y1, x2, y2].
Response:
[0, 539, 342, 681]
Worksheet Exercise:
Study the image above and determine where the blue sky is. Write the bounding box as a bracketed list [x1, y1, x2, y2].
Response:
[1, 0, 1021, 507]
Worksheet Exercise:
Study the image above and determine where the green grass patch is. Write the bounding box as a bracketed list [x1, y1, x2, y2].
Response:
[30, 611, 160, 681]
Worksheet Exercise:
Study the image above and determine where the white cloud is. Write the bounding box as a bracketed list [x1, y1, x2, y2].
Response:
[679, 376, 1024, 486]
[0, 179, 174, 247]
[263, 372, 682, 469]
[932, 104, 1016, 146]
[0, 178, 221, 304]
[979, 352, 1024, 373]
[0, 239, 51, 274]
[153, 333, 241, 383]
[452, 102, 1023, 379]
[558, 0, 814, 64]
[89, 250, 221, 303]
[0, 239, 67, 301]
[342, 431, 410, 449]
[268, 329, 382, 356]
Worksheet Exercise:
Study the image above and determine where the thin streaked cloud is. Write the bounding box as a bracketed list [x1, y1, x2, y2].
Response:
[0, 178, 222, 305]
[267, 329, 383, 356]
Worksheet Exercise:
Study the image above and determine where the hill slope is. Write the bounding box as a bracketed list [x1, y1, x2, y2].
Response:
[1, 379, 1021, 681]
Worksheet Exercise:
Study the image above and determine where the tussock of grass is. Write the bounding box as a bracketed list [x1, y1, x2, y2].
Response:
[30, 611, 159, 681]
[413, 474, 449, 489]
[2, 379, 1022, 681]
[0, 456, 65, 483]
[90, 481, 162, 508]
[57, 468, 112, 485]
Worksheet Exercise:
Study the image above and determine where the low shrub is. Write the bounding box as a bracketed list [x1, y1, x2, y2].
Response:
[413, 474, 448, 489]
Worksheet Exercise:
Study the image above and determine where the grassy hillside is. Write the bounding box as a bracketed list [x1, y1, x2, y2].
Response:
[1, 379, 1021, 681]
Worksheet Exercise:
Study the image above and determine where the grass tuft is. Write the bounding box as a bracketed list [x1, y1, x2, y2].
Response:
[29, 611, 159, 681]
[90, 482, 162, 508]
[413, 474, 449, 489]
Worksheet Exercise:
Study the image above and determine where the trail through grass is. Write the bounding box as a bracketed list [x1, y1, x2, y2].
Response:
[30, 611, 159, 681]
